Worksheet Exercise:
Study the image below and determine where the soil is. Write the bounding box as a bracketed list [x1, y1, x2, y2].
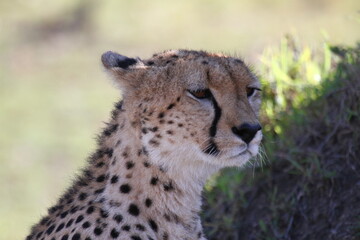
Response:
[203, 46, 360, 240]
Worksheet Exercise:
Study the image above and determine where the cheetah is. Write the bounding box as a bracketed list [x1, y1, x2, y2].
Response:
[26, 49, 262, 240]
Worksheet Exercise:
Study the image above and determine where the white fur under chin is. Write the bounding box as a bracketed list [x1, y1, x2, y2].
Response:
[146, 142, 220, 189]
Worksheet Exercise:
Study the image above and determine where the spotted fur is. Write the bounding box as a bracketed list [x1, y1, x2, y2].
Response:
[26, 49, 262, 240]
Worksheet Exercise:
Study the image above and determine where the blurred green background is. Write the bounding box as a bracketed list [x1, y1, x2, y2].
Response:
[0, 0, 359, 239]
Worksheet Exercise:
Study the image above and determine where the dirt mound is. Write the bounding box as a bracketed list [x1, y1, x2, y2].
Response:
[203, 44, 360, 240]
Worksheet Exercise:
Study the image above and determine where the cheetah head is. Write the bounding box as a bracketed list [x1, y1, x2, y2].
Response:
[102, 50, 262, 172]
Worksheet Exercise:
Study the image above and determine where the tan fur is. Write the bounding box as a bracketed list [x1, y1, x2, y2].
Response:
[26, 50, 262, 240]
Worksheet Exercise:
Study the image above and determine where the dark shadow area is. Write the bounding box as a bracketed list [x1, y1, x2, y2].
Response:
[203, 44, 360, 240]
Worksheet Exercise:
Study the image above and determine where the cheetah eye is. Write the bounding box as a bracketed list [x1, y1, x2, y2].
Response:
[188, 89, 212, 99]
[246, 87, 261, 97]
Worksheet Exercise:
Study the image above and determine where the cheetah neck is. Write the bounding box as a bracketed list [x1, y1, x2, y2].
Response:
[87, 102, 216, 239]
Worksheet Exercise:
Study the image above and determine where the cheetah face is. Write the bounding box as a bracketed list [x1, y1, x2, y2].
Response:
[102, 50, 262, 169]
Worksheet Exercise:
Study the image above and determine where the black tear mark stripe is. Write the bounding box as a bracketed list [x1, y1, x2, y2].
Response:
[209, 94, 222, 137]
[203, 70, 221, 156]
[205, 69, 222, 137]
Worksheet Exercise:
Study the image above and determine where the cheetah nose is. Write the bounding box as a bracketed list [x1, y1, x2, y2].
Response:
[231, 123, 262, 144]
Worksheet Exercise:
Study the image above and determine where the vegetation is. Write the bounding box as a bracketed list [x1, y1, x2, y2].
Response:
[203, 40, 360, 239]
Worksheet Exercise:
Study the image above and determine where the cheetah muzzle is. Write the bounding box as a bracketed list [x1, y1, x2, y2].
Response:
[26, 49, 262, 240]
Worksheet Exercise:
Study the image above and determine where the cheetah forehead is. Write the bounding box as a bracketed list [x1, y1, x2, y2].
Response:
[146, 49, 231, 66]
[143, 49, 257, 88]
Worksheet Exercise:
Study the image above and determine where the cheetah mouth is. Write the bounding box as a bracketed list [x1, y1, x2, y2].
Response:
[227, 142, 260, 159]
[226, 145, 248, 158]
[229, 131, 263, 159]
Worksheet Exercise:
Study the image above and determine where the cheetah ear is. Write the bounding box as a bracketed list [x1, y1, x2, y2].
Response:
[101, 51, 140, 70]
[101, 51, 145, 91]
